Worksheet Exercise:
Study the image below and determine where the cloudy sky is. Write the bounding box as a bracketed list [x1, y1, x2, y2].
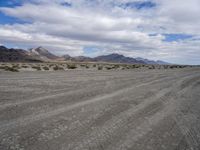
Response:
[0, 0, 200, 64]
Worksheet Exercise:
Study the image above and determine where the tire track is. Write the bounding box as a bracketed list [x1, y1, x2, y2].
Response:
[123, 74, 200, 150]
[0, 75, 172, 133]
[0, 73, 158, 109]
[69, 73, 200, 150]
[70, 87, 173, 150]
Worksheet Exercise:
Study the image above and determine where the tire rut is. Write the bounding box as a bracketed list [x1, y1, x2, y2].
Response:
[0, 75, 172, 133]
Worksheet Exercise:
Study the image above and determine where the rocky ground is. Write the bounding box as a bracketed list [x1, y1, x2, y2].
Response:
[0, 68, 200, 150]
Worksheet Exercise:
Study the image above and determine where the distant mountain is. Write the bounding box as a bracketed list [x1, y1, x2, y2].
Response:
[94, 53, 144, 64]
[0, 46, 42, 62]
[63, 54, 72, 60]
[62, 53, 144, 64]
[135, 57, 157, 64]
[29, 47, 59, 60]
[0, 45, 170, 64]
[62, 53, 170, 65]
[0, 46, 61, 62]
[156, 60, 170, 65]
[73, 56, 94, 62]
[135, 57, 170, 65]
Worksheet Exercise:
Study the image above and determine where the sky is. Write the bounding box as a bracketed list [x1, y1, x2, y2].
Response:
[0, 0, 199, 64]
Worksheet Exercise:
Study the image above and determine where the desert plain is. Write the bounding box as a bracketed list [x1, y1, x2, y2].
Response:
[0, 64, 200, 150]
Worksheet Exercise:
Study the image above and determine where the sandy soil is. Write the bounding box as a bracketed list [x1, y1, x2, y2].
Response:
[0, 68, 200, 150]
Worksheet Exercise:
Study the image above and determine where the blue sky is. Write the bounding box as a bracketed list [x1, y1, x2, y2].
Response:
[163, 34, 193, 42]
[120, 1, 156, 10]
[0, 12, 28, 24]
[0, 0, 200, 64]
[0, 0, 22, 7]
[0, 0, 24, 24]
[149, 33, 193, 42]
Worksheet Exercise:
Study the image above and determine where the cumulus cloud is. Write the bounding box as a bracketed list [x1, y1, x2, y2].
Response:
[0, 0, 200, 64]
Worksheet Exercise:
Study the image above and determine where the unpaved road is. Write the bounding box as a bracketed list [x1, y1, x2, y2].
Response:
[0, 68, 200, 150]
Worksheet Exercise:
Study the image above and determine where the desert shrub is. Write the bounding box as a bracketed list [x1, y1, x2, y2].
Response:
[12, 64, 19, 67]
[0, 66, 19, 72]
[178, 65, 184, 68]
[8, 67, 19, 72]
[125, 66, 131, 69]
[98, 66, 103, 70]
[59, 64, 64, 67]
[114, 64, 120, 69]
[6, 66, 19, 72]
[0, 66, 5, 70]
[12, 64, 20, 69]
[148, 66, 153, 69]
[67, 64, 77, 69]
[105, 66, 112, 70]
[21, 65, 29, 68]
[53, 65, 64, 70]
[43, 66, 49, 70]
[49, 64, 55, 67]
[85, 65, 90, 69]
[93, 64, 96, 67]
[32, 66, 41, 71]
[122, 65, 128, 69]
[131, 65, 136, 69]
[80, 64, 86, 67]
[130, 65, 141, 69]
[135, 65, 140, 68]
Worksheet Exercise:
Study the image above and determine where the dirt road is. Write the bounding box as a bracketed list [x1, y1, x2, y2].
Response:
[0, 68, 200, 150]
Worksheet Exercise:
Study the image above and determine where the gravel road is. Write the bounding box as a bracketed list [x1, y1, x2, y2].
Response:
[0, 68, 200, 150]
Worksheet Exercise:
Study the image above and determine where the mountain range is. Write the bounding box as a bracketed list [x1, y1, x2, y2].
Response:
[0, 46, 169, 65]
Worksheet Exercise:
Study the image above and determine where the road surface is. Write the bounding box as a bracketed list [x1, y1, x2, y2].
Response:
[0, 68, 200, 150]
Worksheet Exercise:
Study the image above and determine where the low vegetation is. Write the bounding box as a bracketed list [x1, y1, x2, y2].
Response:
[98, 66, 103, 70]
[85, 65, 89, 69]
[21, 65, 29, 68]
[105, 66, 114, 70]
[67, 64, 77, 69]
[53, 65, 64, 70]
[0, 66, 19, 72]
[93, 64, 96, 67]
[0, 62, 194, 72]
[43, 66, 49, 70]
[32, 66, 41, 71]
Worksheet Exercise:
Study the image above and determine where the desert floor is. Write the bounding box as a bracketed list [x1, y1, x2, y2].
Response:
[0, 68, 200, 150]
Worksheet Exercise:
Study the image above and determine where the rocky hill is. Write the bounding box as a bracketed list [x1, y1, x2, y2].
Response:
[29, 47, 59, 61]
[0, 46, 42, 62]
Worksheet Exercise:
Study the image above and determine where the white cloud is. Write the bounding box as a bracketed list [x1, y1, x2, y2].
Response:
[0, 0, 200, 64]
